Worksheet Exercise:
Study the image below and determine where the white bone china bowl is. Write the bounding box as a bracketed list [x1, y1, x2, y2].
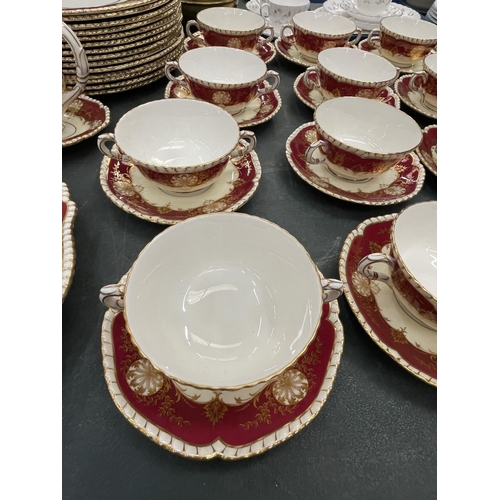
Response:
[100, 213, 343, 405]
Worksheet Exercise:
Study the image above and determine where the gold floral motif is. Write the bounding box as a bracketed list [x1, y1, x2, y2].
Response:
[305, 128, 318, 144]
[111, 164, 143, 197]
[126, 358, 164, 396]
[390, 327, 409, 344]
[356, 88, 376, 99]
[239, 335, 323, 430]
[202, 199, 228, 214]
[212, 91, 232, 105]
[352, 271, 375, 297]
[383, 185, 406, 196]
[155, 203, 173, 214]
[171, 173, 200, 188]
[158, 395, 190, 426]
[272, 369, 309, 405]
[227, 38, 242, 49]
[415, 353, 437, 371]
[204, 393, 228, 425]
[322, 41, 339, 50]
[259, 103, 274, 115]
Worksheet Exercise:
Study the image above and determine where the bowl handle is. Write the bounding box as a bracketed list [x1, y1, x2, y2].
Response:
[357, 252, 395, 283]
[321, 279, 344, 303]
[99, 283, 125, 311]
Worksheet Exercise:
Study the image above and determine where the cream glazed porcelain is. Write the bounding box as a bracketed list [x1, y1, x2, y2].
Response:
[100, 213, 344, 405]
[358, 201, 437, 330]
[185, 7, 274, 52]
[165, 47, 280, 115]
[303, 47, 399, 99]
[97, 99, 256, 196]
[306, 97, 422, 182]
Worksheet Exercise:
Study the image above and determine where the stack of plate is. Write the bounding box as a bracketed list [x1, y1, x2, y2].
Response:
[62, 0, 184, 96]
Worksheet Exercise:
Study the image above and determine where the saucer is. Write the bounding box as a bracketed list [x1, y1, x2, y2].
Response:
[395, 74, 437, 119]
[339, 213, 437, 386]
[101, 292, 344, 460]
[293, 71, 400, 110]
[275, 37, 319, 68]
[416, 124, 437, 176]
[183, 32, 276, 64]
[99, 149, 262, 225]
[164, 78, 282, 128]
[62, 182, 77, 302]
[286, 122, 425, 206]
[62, 94, 110, 147]
[357, 39, 425, 74]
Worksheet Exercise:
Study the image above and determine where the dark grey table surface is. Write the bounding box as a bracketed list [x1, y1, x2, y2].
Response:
[62, 3, 437, 498]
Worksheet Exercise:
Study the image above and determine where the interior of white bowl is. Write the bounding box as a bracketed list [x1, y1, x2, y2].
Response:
[315, 97, 422, 154]
[124, 213, 323, 389]
[180, 47, 266, 84]
[198, 7, 265, 31]
[294, 11, 355, 35]
[318, 48, 397, 83]
[382, 17, 437, 40]
[115, 99, 239, 168]
[425, 53, 437, 74]
[394, 201, 437, 297]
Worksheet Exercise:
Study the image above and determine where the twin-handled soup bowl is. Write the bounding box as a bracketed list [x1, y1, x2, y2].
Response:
[303, 47, 399, 99]
[409, 52, 437, 109]
[366, 16, 437, 68]
[97, 99, 256, 196]
[306, 97, 422, 182]
[185, 7, 274, 52]
[357, 201, 437, 330]
[281, 11, 362, 60]
[100, 212, 344, 405]
[165, 47, 280, 115]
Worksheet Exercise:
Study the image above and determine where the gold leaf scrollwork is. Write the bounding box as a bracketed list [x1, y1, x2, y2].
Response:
[272, 369, 309, 406]
[204, 393, 229, 425]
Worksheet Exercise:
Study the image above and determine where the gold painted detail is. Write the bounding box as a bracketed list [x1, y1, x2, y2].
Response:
[204, 393, 228, 425]
[171, 173, 200, 188]
[212, 91, 232, 105]
[227, 38, 242, 49]
[352, 271, 375, 298]
[390, 327, 409, 344]
[201, 199, 228, 214]
[119, 327, 189, 426]
[272, 369, 309, 405]
[126, 358, 164, 396]
[239, 336, 323, 430]
[322, 41, 339, 50]
[305, 128, 318, 144]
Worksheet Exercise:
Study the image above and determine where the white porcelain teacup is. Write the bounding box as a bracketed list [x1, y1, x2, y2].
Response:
[185, 7, 274, 52]
[353, 0, 391, 17]
[409, 52, 437, 109]
[305, 97, 422, 182]
[165, 47, 280, 115]
[97, 99, 256, 196]
[303, 47, 399, 99]
[357, 201, 437, 330]
[280, 11, 362, 60]
[261, 0, 310, 28]
[366, 16, 437, 67]
[100, 212, 344, 405]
